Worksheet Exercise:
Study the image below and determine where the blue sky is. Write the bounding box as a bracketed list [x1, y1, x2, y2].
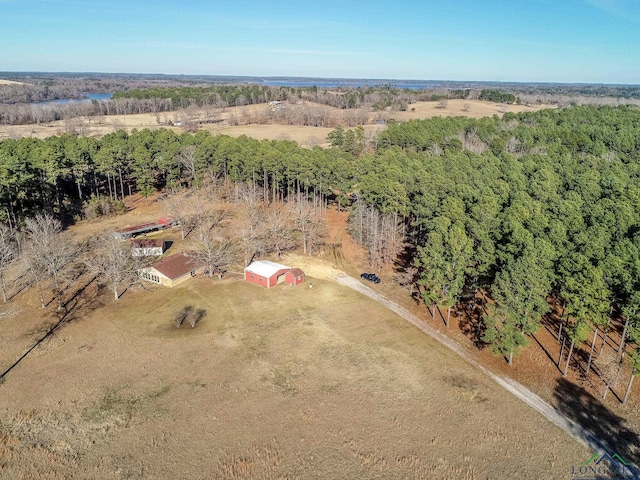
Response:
[1, 0, 638, 83]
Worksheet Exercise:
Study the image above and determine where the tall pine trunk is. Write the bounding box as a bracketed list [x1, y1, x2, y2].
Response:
[557, 301, 566, 342]
[599, 323, 609, 355]
[563, 339, 575, 377]
[623, 373, 635, 404]
[586, 326, 598, 375]
[559, 331, 566, 367]
[619, 316, 630, 358]
[599, 306, 613, 355]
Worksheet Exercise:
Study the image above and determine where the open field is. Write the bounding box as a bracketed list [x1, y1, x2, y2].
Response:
[396, 98, 549, 120]
[0, 270, 589, 479]
[214, 124, 335, 147]
[0, 79, 28, 86]
[0, 99, 552, 144]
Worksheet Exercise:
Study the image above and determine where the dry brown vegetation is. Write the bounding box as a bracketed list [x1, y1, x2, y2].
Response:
[0, 268, 589, 479]
[0, 99, 552, 147]
[0, 80, 28, 86]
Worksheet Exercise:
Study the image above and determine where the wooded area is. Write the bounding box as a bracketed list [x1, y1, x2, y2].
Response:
[2, 104, 640, 401]
[3, 76, 640, 126]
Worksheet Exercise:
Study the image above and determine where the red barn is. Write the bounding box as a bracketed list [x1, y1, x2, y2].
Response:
[285, 268, 305, 286]
[244, 260, 305, 288]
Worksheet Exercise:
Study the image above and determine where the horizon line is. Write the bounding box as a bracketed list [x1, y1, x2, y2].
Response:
[0, 71, 639, 88]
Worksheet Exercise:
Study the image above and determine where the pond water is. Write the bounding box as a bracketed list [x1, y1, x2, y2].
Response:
[35, 93, 113, 106]
[261, 80, 439, 90]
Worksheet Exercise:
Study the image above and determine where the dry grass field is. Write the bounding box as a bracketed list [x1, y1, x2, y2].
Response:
[0, 270, 589, 479]
[395, 98, 549, 121]
[0, 99, 552, 146]
[0, 79, 28, 86]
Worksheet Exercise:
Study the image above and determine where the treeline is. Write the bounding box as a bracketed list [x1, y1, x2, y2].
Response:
[113, 85, 285, 108]
[0, 75, 205, 105]
[114, 84, 480, 112]
[478, 89, 519, 104]
[113, 84, 420, 111]
[0, 128, 353, 228]
[2, 105, 640, 399]
[0, 98, 173, 125]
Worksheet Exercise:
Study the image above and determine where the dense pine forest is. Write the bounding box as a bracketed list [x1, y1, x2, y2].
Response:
[2, 105, 640, 396]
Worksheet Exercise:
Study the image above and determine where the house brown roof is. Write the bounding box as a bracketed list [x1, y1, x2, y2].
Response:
[131, 238, 165, 249]
[151, 253, 199, 280]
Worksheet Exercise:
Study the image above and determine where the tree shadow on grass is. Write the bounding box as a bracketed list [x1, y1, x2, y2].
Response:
[553, 377, 640, 465]
[0, 274, 103, 383]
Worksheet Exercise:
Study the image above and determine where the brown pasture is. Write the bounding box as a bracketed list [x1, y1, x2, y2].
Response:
[0, 270, 588, 479]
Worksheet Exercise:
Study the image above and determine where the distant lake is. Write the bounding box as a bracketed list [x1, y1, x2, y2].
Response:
[260, 80, 439, 90]
[35, 93, 113, 106]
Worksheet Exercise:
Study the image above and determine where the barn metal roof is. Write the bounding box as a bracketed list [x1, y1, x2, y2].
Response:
[245, 260, 291, 278]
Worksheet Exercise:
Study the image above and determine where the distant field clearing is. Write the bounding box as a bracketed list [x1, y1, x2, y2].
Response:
[0, 79, 29, 85]
[0, 99, 553, 142]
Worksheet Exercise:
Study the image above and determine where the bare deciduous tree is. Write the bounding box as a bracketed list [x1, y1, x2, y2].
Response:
[261, 206, 295, 258]
[163, 193, 190, 239]
[0, 224, 18, 302]
[461, 128, 487, 154]
[239, 227, 264, 266]
[194, 224, 238, 279]
[86, 233, 140, 300]
[177, 146, 198, 188]
[173, 305, 193, 328]
[291, 200, 326, 255]
[348, 199, 406, 269]
[190, 308, 207, 327]
[24, 213, 77, 309]
[162, 192, 214, 240]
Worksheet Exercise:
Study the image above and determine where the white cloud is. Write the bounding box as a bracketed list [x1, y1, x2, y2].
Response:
[586, 0, 639, 20]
